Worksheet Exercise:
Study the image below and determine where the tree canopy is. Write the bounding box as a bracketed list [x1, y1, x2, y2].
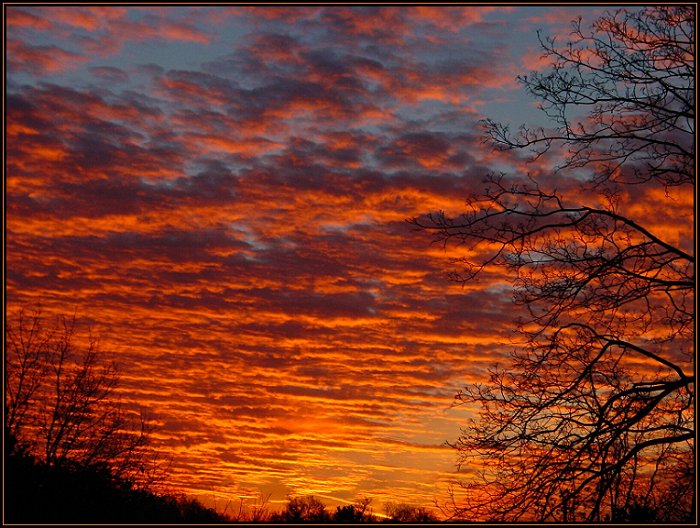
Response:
[5, 309, 161, 488]
[413, 6, 694, 522]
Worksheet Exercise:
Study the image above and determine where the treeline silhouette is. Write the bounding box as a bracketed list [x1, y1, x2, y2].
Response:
[268, 495, 439, 523]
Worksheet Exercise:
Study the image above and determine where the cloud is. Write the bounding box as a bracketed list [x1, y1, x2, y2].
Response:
[7, 39, 88, 75]
[7, 5, 641, 516]
[6, 7, 53, 30]
[89, 66, 129, 83]
[408, 5, 507, 31]
[7, 6, 212, 70]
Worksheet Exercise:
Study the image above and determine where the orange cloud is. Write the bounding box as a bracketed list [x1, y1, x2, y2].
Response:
[8, 6, 667, 518]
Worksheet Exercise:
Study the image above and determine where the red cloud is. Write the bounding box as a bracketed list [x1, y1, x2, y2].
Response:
[7, 39, 87, 75]
[409, 6, 506, 31]
[6, 7, 52, 30]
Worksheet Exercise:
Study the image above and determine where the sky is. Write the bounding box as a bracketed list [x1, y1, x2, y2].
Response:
[4, 3, 654, 516]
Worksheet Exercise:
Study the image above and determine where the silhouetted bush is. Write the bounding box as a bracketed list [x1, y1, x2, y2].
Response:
[384, 502, 439, 522]
[271, 495, 331, 523]
[266, 495, 440, 523]
[334, 504, 369, 523]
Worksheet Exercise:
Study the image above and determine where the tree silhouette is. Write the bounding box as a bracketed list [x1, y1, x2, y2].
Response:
[4, 309, 243, 523]
[412, 6, 694, 522]
[383, 502, 439, 523]
[273, 495, 331, 522]
[5, 308, 162, 489]
[333, 497, 375, 523]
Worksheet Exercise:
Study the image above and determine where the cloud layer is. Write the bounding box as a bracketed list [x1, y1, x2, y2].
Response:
[7, 5, 649, 514]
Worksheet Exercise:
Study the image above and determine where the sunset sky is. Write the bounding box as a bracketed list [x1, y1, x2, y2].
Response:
[4, 4, 653, 515]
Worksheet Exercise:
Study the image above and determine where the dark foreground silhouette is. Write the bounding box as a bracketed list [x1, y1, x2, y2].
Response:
[5, 431, 228, 524]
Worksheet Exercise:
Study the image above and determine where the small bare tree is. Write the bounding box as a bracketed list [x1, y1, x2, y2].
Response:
[413, 6, 694, 522]
[383, 502, 439, 522]
[274, 495, 331, 523]
[228, 492, 272, 522]
[5, 308, 162, 489]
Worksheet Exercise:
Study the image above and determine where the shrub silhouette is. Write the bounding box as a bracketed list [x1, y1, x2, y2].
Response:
[272, 495, 331, 523]
[333, 498, 376, 523]
[267, 495, 439, 523]
[333, 504, 373, 523]
[384, 502, 439, 522]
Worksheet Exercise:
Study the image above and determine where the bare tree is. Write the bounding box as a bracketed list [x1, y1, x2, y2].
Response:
[227, 492, 273, 522]
[333, 497, 376, 523]
[273, 495, 331, 522]
[383, 502, 439, 522]
[412, 6, 694, 522]
[5, 308, 162, 489]
[484, 6, 694, 189]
